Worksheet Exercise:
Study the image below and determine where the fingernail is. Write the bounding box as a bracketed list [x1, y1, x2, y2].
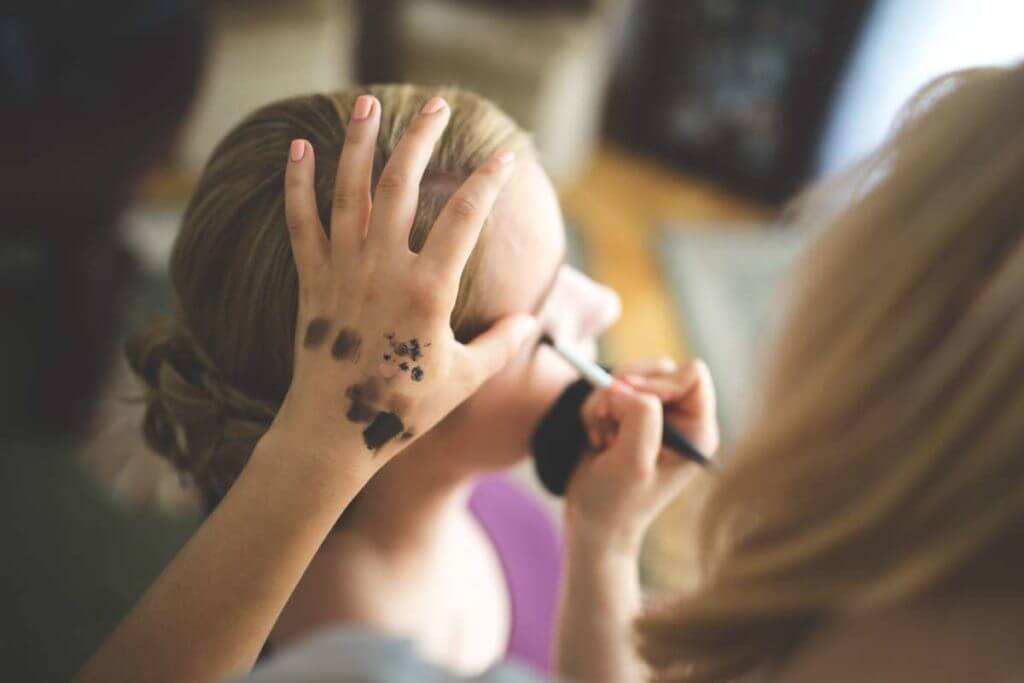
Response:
[290, 139, 306, 162]
[495, 150, 516, 164]
[352, 95, 374, 121]
[421, 96, 447, 114]
[625, 374, 646, 385]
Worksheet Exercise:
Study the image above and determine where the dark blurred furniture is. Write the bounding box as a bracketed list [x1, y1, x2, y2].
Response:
[606, 0, 873, 204]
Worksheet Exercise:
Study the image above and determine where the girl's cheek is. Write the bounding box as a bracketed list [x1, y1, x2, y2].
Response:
[522, 352, 579, 422]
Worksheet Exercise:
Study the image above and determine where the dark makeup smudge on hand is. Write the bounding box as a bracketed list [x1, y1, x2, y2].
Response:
[345, 379, 381, 424]
[410, 366, 424, 382]
[347, 400, 376, 423]
[331, 328, 363, 361]
[303, 318, 331, 349]
[363, 411, 404, 451]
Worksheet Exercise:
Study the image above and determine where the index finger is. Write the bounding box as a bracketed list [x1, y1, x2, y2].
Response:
[581, 388, 608, 430]
[606, 386, 664, 471]
[419, 151, 517, 279]
[284, 139, 329, 292]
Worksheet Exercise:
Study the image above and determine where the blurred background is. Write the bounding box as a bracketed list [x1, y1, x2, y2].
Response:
[38, 0, 1021, 676]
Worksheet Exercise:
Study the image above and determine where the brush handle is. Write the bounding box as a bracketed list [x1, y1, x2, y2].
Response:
[549, 339, 614, 388]
[545, 339, 712, 467]
[661, 422, 713, 468]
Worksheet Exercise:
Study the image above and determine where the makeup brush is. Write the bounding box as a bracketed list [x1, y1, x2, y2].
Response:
[540, 334, 713, 468]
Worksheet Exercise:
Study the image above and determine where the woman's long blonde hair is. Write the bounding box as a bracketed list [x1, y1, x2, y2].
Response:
[126, 85, 529, 501]
[638, 66, 1024, 681]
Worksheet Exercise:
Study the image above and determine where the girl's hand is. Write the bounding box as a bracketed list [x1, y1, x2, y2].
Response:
[566, 359, 718, 555]
[265, 95, 537, 474]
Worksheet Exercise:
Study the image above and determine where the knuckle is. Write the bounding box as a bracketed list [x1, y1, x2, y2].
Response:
[343, 126, 369, 144]
[285, 171, 304, 191]
[637, 393, 662, 413]
[411, 110, 446, 134]
[449, 194, 479, 219]
[408, 115, 434, 134]
[376, 170, 407, 194]
[485, 159, 507, 176]
[409, 279, 444, 312]
[626, 458, 652, 479]
[332, 187, 364, 213]
[285, 216, 308, 234]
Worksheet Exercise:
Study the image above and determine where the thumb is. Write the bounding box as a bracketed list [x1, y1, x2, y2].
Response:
[607, 385, 664, 470]
[461, 314, 539, 390]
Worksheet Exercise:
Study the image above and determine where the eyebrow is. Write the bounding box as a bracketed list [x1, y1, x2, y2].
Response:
[530, 246, 569, 316]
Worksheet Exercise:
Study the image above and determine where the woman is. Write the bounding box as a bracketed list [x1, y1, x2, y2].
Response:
[124, 84, 620, 675]
[580, 66, 1024, 682]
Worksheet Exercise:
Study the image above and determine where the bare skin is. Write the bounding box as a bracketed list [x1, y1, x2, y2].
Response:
[556, 363, 1024, 683]
[269, 158, 622, 673]
[557, 360, 719, 683]
[76, 94, 538, 683]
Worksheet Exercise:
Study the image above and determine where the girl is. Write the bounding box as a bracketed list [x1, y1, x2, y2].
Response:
[125, 84, 620, 675]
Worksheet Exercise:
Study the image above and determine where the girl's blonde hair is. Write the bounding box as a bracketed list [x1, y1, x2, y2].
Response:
[127, 85, 529, 501]
[638, 66, 1024, 681]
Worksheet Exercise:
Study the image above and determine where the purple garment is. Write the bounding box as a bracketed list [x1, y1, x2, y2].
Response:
[468, 474, 563, 675]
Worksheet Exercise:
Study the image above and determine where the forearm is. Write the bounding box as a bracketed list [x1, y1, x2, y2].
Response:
[76, 432, 373, 683]
[556, 535, 646, 683]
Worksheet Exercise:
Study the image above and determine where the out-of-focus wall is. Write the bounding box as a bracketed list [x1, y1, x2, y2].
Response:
[177, 0, 357, 170]
[387, 0, 631, 185]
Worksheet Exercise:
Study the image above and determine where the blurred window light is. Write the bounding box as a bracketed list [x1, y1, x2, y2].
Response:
[817, 0, 1024, 175]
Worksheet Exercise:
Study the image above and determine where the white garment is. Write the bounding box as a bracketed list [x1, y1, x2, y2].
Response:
[238, 627, 550, 683]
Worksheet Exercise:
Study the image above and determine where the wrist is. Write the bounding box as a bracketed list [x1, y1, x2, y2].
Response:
[563, 528, 643, 624]
[565, 511, 645, 562]
[566, 525, 642, 574]
[250, 422, 379, 490]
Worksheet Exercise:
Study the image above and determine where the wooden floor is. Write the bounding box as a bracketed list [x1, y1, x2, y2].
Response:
[560, 145, 767, 364]
[560, 145, 769, 591]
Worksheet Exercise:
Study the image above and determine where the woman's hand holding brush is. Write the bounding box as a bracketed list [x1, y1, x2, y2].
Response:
[566, 358, 718, 555]
[556, 359, 718, 683]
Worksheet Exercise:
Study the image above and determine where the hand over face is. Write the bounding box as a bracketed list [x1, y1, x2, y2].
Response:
[268, 95, 537, 473]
